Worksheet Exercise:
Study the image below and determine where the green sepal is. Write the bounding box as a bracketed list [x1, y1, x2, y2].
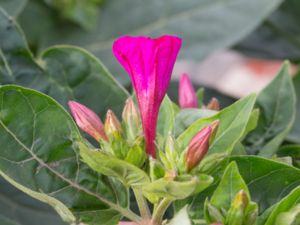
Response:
[149, 157, 165, 181]
[125, 144, 147, 168]
[79, 142, 150, 187]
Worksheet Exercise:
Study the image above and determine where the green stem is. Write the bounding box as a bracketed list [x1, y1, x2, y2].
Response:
[133, 188, 151, 219]
[151, 198, 173, 225]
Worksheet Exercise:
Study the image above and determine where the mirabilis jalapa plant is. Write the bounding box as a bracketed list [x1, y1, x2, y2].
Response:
[67, 35, 256, 225]
[0, 32, 299, 225]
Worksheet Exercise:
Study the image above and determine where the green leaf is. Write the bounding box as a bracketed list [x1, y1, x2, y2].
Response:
[177, 94, 256, 155]
[196, 88, 205, 108]
[0, 9, 128, 118]
[143, 174, 213, 201]
[168, 206, 191, 225]
[264, 186, 300, 225]
[43, 0, 104, 30]
[244, 62, 296, 157]
[174, 109, 216, 137]
[231, 156, 300, 213]
[210, 162, 249, 210]
[0, 0, 27, 17]
[0, 215, 21, 225]
[30, 0, 283, 81]
[0, 85, 127, 225]
[79, 142, 150, 187]
[287, 70, 300, 143]
[234, 0, 300, 62]
[0, 177, 67, 225]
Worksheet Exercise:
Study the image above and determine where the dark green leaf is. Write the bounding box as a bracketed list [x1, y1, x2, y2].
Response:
[26, 0, 283, 81]
[231, 156, 300, 213]
[0, 85, 127, 225]
[244, 62, 296, 157]
[0, 9, 128, 118]
[0, 0, 27, 17]
[0, 177, 67, 225]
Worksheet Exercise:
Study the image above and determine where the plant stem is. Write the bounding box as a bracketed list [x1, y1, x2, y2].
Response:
[133, 188, 151, 219]
[151, 198, 173, 225]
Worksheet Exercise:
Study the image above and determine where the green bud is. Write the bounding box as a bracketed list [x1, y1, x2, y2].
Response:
[226, 190, 249, 225]
[125, 144, 146, 167]
[204, 199, 225, 224]
[122, 98, 141, 143]
[165, 135, 179, 169]
[104, 110, 122, 140]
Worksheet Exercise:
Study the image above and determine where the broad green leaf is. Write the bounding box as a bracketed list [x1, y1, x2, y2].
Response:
[174, 109, 216, 137]
[0, 0, 27, 17]
[244, 62, 296, 157]
[168, 206, 191, 225]
[0, 9, 128, 118]
[231, 156, 300, 213]
[210, 162, 249, 210]
[196, 88, 205, 108]
[264, 186, 300, 225]
[177, 94, 256, 155]
[29, 0, 283, 81]
[0, 85, 127, 225]
[0, 215, 21, 225]
[79, 142, 150, 187]
[287, 70, 300, 143]
[143, 174, 213, 201]
[234, 0, 300, 62]
[42, 0, 104, 30]
[0, 177, 67, 225]
[177, 155, 300, 222]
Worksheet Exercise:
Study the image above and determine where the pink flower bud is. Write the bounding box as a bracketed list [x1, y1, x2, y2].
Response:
[104, 110, 122, 139]
[68, 101, 108, 142]
[207, 97, 220, 111]
[113, 35, 182, 157]
[185, 125, 212, 172]
[179, 73, 198, 109]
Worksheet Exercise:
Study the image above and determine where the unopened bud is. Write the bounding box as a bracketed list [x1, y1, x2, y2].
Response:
[232, 190, 249, 210]
[164, 135, 178, 170]
[207, 98, 220, 111]
[185, 125, 212, 172]
[104, 110, 122, 139]
[68, 101, 108, 142]
[179, 73, 198, 109]
[226, 190, 249, 225]
[122, 98, 141, 143]
[209, 120, 220, 143]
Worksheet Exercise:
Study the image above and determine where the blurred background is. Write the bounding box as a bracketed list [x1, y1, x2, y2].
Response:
[0, 0, 299, 224]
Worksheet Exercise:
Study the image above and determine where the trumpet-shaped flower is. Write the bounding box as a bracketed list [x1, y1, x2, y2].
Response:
[113, 35, 182, 157]
[179, 73, 198, 109]
[68, 101, 108, 141]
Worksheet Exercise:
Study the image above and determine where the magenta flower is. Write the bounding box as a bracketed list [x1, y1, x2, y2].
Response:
[113, 35, 182, 157]
[68, 101, 108, 142]
[179, 73, 198, 109]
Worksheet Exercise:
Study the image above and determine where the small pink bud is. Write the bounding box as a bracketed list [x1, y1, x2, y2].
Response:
[207, 97, 220, 111]
[68, 101, 108, 142]
[185, 125, 212, 172]
[104, 110, 122, 139]
[179, 73, 198, 109]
